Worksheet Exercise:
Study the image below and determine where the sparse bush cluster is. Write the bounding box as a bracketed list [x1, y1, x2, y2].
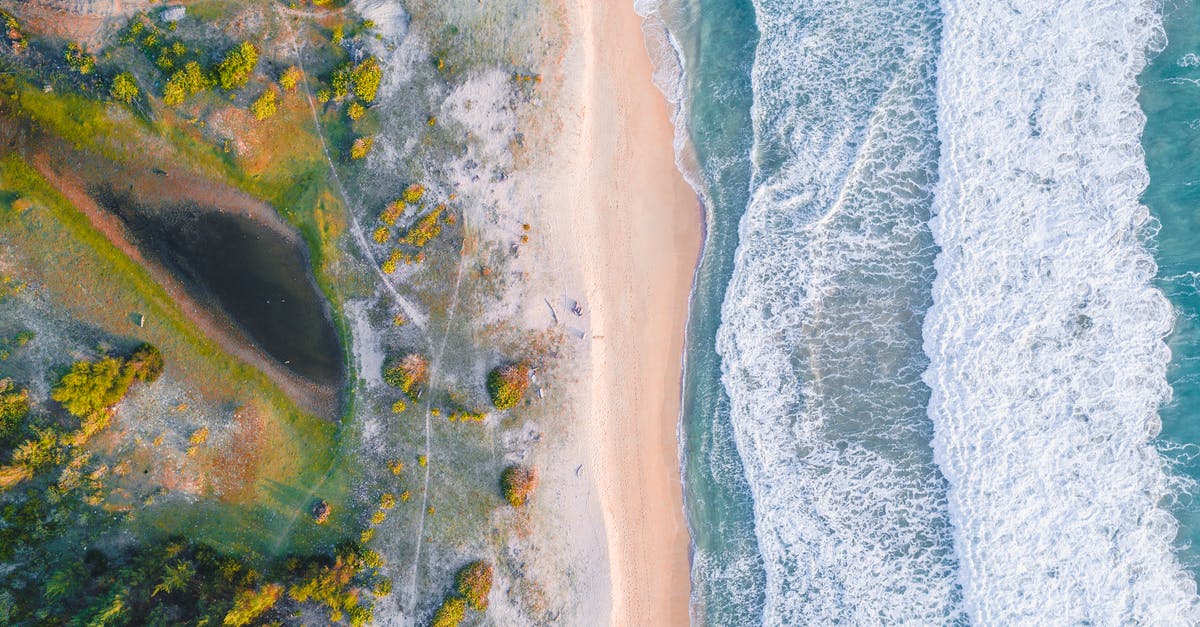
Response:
[487, 363, 530, 410]
[65, 42, 96, 75]
[400, 206, 445, 248]
[500, 465, 538, 507]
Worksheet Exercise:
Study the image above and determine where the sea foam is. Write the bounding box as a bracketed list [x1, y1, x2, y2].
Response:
[925, 0, 1200, 621]
[715, 0, 965, 622]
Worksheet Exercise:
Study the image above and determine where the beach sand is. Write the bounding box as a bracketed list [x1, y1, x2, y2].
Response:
[548, 0, 701, 623]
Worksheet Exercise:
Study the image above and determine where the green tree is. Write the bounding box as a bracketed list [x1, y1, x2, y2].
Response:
[352, 57, 381, 103]
[109, 72, 140, 103]
[216, 41, 258, 91]
[163, 61, 210, 105]
[0, 379, 30, 443]
[51, 357, 134, 417]
[223, 583, 281, 626]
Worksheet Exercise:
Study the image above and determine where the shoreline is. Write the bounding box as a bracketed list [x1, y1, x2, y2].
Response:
[556, 0, 702, 622]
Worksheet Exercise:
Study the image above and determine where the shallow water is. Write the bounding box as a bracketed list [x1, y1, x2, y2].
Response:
[95, 188, 344, 387]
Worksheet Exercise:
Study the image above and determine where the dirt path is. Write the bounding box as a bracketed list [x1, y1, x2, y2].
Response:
[276, 9, 473, 621]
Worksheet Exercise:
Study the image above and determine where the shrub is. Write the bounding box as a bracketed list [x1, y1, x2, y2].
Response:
[500, 465, 538, 507]
[383, 354, 429, 399]
[430, 596, 465, 627]
[250, 89, 278, 120]
[380, 200, 404, 226]
[279, 66, 302, 91]
[12, 428, 60, 471]
[316, 87, 331, 103]
[216, 41, 258, 91]
[350, 136, 373, 160]
[372, 226, 389, 243]
[347, 101, 365, 120]
[454, 561, 493, 611]
[110, 72, 140, 103]
[128, 343, 164, 382]
[380, 493, 396, 509]
[487, 363, 530, 410]
[401, 184, 425, 204]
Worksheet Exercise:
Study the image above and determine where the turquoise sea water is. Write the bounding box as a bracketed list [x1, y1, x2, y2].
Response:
[1143, 0, 1200, 580]
[662, 0, 1200, 622]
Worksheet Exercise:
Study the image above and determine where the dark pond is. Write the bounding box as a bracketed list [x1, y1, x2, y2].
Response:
[94, 187, 344, 387]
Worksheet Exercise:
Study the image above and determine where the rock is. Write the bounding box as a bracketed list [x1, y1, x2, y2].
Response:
[311, 499, 330, 524]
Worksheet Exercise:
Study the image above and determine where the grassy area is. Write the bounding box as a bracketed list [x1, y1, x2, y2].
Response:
[0, 154, 350, 558]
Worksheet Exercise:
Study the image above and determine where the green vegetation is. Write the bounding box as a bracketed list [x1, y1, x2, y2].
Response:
[288, 542, 381, 625]
[128, 342, 165, 382]
[224, 583, 283, 626]
[251, 88, 278, 121]
[431, 561, 493, 626]
[0, 379, 30, 444]
[0, 534, 383, 625]
[384, 353, 430, 400]
[487, 363, 530, 410]
[164, 61, 212, 105]
[380, 199, 404, 226]
[216, 41, 259, 91]
[500, 465, 538, 507]
[52, 356, 136, 418]
[110, 72, 140, 103]
[353, 57, 382, 103]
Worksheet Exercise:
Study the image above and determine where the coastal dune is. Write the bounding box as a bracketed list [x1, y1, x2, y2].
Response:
[554, 0, 700, 623]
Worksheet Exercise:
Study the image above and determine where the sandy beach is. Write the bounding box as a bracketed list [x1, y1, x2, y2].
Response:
[553, 0, 701, 623]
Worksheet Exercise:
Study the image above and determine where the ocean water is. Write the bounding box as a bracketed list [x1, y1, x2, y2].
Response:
[656, 0, 1200, 622]
[1144, 0, 1200, 592]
